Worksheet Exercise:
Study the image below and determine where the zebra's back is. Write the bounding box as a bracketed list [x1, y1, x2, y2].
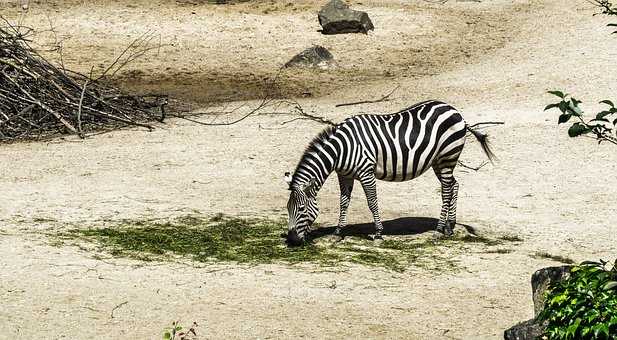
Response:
[334, 100, 467, 181]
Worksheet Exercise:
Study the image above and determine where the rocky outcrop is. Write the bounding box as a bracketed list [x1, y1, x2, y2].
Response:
[284, 46, 335, 69]
[318, 0, 374, 35]
[504, 319, 545, 340]
[531, 265, 572, 317]
[504, 266, 573, 340]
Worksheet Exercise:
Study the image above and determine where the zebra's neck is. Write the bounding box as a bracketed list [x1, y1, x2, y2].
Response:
[291, 128, 339, 192]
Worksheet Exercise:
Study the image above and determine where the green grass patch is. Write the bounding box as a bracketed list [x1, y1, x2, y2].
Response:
[59, 214, 333, 265]
[54, 214, 520, 272]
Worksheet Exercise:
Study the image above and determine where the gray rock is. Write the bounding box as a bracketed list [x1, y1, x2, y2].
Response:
[503, 266, 573, 340]
[318, 0, 374, 35]
[504, 319, 545, 340]
[531, 265, 572, 317]
[284, 46, 335, 69]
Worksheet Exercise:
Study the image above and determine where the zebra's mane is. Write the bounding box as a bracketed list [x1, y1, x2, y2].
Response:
[291, 125, 337, 187]
[303, 125, 336, 155]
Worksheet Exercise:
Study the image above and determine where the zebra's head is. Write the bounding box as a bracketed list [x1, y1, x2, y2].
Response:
[284, 172, 319, 246]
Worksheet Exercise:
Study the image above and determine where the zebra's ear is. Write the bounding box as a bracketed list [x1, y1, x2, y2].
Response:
[284, 172, 293, 186]
[302, 178, 317, 194]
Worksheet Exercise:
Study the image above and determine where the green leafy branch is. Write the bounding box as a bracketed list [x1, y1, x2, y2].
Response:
[589, 0, 617, 32]
[591, 0, 617, 15]
[539, 259, 617, 339]
[545, 91, 617, 145]
[163, 321, 198, 340]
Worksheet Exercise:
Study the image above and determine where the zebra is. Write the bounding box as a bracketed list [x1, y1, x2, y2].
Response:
[284, 100, 494, 246]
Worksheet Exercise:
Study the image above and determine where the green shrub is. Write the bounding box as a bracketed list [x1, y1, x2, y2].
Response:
[539, 260, 617, 339]
[544, 91, 617, 145]
[543, 1, 617, 146]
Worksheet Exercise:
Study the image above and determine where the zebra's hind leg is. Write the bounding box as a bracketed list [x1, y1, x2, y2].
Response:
[359, 172, 384, 240]
[447, 179, 459, 233]
[434, 166, 456, 237]
[335, 174, 354, 238]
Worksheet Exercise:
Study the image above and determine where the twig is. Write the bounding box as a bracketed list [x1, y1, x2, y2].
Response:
[77, 79, 88, 137]
[335, 85, 400, 108]
[588, 0, 617, 15]
[2, 70, 78, 134]
[468, 121, 505, 129]
[110, 301, 128, 319]
[167, 97, 273, 126]
[281, 99, 336, 126]
[95, 30, 160, 80]
[457, 160, 488, 171]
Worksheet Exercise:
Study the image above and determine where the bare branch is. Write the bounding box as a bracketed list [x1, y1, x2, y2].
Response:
[468, 121, 505, 129]
[76, 79, 88, 137]
[0, 17, 162, 141]
[457, 160, 489, 171]
[95, 30, 162, 81]
[281, 100, 336, 126]
[335, 85, 400, 108]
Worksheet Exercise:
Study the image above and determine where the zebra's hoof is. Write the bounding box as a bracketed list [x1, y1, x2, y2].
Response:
[332, 234, 344, 243]
[370, 234, 384, 241]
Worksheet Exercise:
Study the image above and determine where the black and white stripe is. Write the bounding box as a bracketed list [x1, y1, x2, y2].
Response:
[285, 100, 494, 245]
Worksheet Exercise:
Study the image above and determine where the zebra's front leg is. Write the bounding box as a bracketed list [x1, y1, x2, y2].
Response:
[359, 172, 384, 240]
[335, 174, 354, 238]
[434, 166, 455, 237]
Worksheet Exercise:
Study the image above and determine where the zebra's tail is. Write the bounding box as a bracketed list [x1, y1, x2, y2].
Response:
[466, 125, 496, 163]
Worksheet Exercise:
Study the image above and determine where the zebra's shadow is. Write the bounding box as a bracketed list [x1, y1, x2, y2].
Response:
[311, 217, 439, 240]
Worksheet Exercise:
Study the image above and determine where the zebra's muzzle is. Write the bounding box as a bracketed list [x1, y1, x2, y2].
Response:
[286, 229, 304, 246]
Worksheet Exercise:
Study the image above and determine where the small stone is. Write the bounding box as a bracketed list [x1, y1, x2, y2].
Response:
[504, 319, 545, 340]
[284, 46, 335, 69]
[318, 0, 374, 35]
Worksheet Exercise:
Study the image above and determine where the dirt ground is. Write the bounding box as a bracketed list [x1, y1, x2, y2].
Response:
[1, 0, 616, 339]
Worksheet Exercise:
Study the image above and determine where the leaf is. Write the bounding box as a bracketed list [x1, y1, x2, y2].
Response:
[548, 90, 566, 98]
[559, 101, 568, 114]
[589, 118, 609, 123]
[605, 281, 617, 290]
[545, 103, 560, 111]
[568, 123, 590, 137]
[595, 324, 610, 338]
[568, 101, 583, 116]
[597, 111, 612, 119]
[558, 114, 572, 124]
[163, 332, 171, 340]
[600, 99, 615, 107]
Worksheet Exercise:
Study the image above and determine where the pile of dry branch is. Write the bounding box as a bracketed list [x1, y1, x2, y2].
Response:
[0, 20, 164, 142]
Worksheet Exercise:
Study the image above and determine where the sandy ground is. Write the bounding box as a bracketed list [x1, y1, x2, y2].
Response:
[1, 0, 617, 339]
